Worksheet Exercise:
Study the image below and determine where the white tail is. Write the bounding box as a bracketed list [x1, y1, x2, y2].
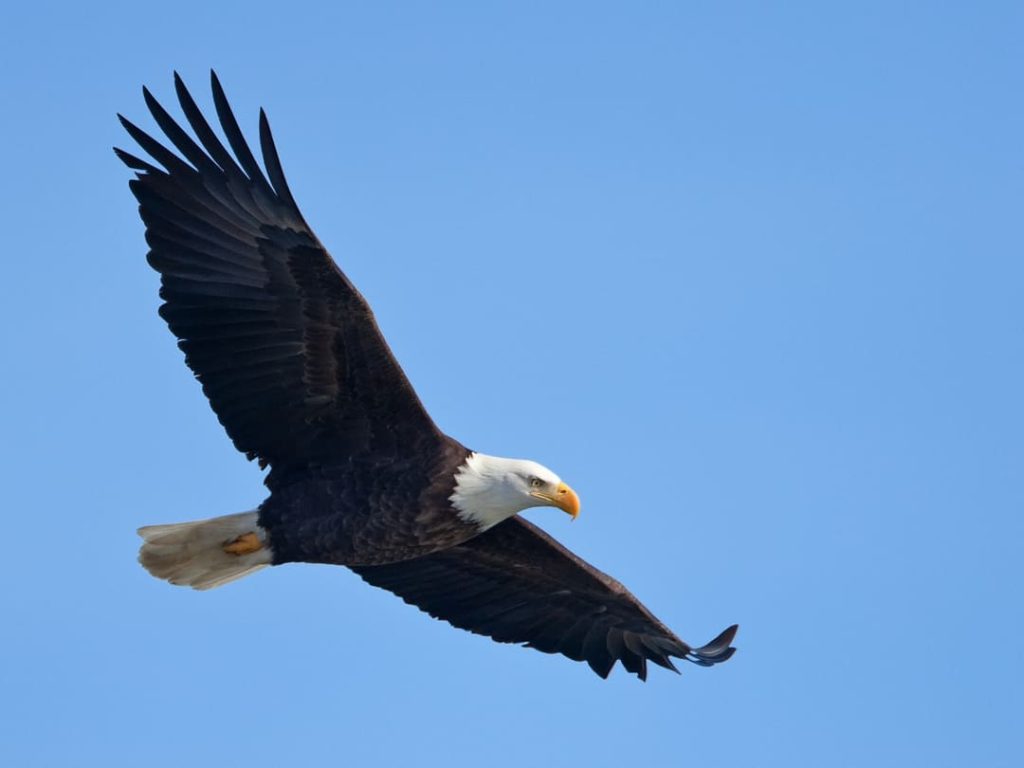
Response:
[137, 510, 272, 590]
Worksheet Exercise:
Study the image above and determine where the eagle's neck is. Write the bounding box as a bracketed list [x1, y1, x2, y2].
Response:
[449, 452, 533, 531]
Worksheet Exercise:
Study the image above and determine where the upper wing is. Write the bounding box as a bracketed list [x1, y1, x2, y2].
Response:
[116, 72, 442, 483]
[352, 516, 737, 680]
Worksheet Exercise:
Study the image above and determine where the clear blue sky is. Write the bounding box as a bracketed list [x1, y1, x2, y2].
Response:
[1, 2, 1020, 766]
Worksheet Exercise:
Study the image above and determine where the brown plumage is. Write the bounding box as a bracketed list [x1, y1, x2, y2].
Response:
[119, 71, 737, 680]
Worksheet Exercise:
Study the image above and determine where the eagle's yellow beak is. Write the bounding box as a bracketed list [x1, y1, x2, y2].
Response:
[532, 481, 580, 519]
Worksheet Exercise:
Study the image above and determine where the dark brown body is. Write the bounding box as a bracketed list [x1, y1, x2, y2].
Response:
[261, 439, 474, 565]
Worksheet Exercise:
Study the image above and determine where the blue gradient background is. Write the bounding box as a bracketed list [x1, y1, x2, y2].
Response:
[1, 3, 1021, 766]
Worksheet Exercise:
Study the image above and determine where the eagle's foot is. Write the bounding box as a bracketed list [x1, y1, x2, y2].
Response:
[223, 532, 262, 556]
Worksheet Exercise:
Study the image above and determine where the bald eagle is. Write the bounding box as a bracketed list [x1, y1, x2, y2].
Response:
[117, 72, 737, 680]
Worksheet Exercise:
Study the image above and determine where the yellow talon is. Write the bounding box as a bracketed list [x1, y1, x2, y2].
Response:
[223, 532, 262, 556]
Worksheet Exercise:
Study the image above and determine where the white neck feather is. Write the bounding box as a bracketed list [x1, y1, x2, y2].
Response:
[449, 452, 560, 531]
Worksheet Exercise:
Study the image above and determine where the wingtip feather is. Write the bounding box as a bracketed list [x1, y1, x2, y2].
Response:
[687, 623, 739, 666]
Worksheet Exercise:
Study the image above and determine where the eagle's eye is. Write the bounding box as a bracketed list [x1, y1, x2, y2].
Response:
[529, 476, 543, 489]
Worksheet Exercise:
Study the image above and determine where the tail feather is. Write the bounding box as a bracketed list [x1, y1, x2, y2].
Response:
[137, 510, 271, 590]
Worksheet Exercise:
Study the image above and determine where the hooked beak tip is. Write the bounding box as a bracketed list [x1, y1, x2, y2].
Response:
[555, 482, 580, 519]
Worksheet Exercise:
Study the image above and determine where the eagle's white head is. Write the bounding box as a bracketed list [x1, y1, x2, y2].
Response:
[450, 452, 581, 531]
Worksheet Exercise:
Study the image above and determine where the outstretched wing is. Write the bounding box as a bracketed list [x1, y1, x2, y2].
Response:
[352, 517, 737, 680]
[117, 72, 443, 483]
